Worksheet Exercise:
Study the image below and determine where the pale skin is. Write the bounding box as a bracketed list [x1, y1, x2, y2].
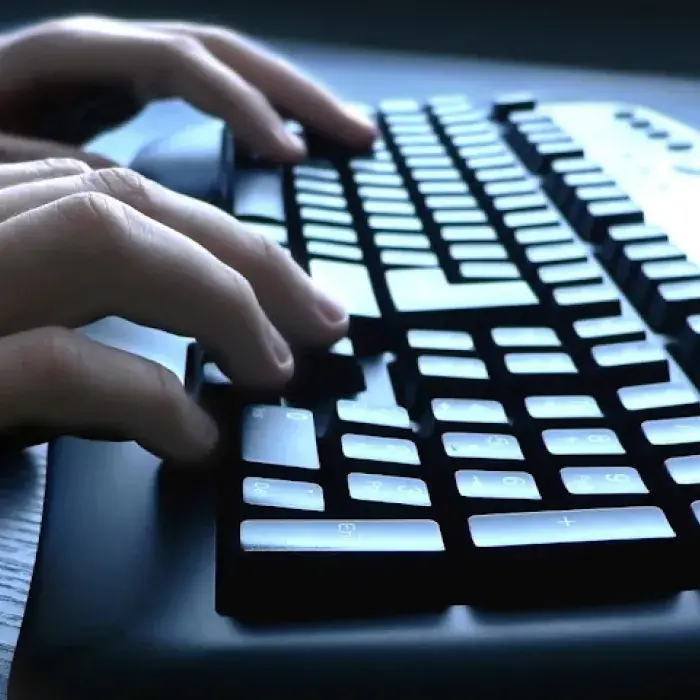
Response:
[0, 15, 377, 462]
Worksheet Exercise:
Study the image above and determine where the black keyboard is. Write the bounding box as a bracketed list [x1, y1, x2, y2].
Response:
[187, 94, 700, 621]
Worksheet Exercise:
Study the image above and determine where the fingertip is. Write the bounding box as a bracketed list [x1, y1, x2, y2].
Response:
[266, 130, 307, 163]
[341, 105, 379, 145]
[181, 404, 220, 461]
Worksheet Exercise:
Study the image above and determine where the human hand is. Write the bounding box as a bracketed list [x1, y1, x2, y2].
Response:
[0, 160, 350, 460]
[0, 15, 376, 165]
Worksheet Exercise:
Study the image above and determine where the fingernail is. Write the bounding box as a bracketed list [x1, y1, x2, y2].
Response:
[269, 325, 293, 367]
[317, 292, 349, 324]
[187, 406, 219, 455]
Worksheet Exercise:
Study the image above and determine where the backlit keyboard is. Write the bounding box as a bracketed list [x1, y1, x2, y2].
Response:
[188, 94, 700, 621]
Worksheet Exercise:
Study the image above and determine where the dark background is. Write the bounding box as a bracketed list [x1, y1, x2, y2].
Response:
[1, 0, 698, 77]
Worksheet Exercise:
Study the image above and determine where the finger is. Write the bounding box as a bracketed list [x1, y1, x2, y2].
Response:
[0, 167, 349, 347]
[152, 35, 305, 162]
[0, 191, 295, 388]
[142, 22, 377, 148]
[0, 327, 218, 462]
[0, 158, 92, 190]
[0, 131, 115, 168]
[5, 20, 303, 162]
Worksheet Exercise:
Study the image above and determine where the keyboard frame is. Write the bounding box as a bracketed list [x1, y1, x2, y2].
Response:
[12, 101, 700, 699]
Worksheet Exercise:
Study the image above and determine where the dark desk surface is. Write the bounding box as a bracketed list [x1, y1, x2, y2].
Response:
[0, 39, 697, 699]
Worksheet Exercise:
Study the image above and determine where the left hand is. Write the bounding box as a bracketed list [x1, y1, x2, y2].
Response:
[0, 15, 377, 166]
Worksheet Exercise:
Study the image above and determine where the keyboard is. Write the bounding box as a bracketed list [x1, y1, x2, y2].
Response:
[179, 93, 700, 622]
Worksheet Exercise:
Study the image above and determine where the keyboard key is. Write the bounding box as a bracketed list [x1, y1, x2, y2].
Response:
[602, 223, 667, 266]
[469, 507, 674, 547]
[309, 259, 381, 318]
[425, 195, 478, 209]
[242, 406, 319, 470]
[459, 262, 521, 280]
[307, 241, 363, 261]
[504, 208, 560, 230]
[367, 215, 423, 231]
[406, 155, 452, 169]
[443, 432, 524, 461]
[580, 199, 644, 242]
[560, 467, 648, 495]
[441, 225, 498, 242]
[363, 200, 416, 216]
[642, 417, 700, 447]
[538, 261, 603, 286]
[515, 225, 574, 246]
[359, 186, 409, 201]
[525, 395, 603, 420]
[348, 473, 431, 507]
[493, 192, 549, 212]
[492, 327, 560, 348]
[411, 168, 461, 181]
[484, 179, 538, 197]
[542, 428, 625, 456]
[301, 207, 352, 226]
[636, 260, 700, 305]
[665, 455, 700, 485]
[243, 477, 325, 511]
[526, 241, 587, 265]
[456, 470, 540, 500]
[294, 165, 339, 181]
[241, 519, 445, 552]
[418, 180, 469, 195]
[505, 352, 577, 374]
[434, 210, 488, 225]
[431, 399, 508, 425]
[381, 99, 421, 113]
[449, 243, 508, 260]
[617, 242, 685, 287]
[418, 355, 488, 380]
[342, 433, 420, 467]
[303, 224, 358, 244]
[407, 329, 474, 352]
[296, 192, 347, 209]
[618, 382, 699, 416]
[375, 232, 430, 250]
[474, 165, 528, 183]
[381, 250, 439, 267]
[336, 400, 412, 431]
[354, 171, 403, 187]
[590, 341, 670, 386]
[649, 279, 700, 332]
[553, 283, 621, 320]
[573, 315, 646, 345]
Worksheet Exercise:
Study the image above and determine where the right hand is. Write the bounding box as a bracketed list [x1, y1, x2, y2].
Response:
[0, 159, 349, 461]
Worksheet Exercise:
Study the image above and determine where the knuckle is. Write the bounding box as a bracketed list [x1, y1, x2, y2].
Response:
[54, 191, 118, 232]
[88, 167, 152, 211]
[21, 327, 84, 389]
[163, 33, 204, 60]
[40, 157, 92, 177]
[53, 191, 134, 256]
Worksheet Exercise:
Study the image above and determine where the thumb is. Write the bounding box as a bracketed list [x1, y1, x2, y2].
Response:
[0, 131, 115, 169]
